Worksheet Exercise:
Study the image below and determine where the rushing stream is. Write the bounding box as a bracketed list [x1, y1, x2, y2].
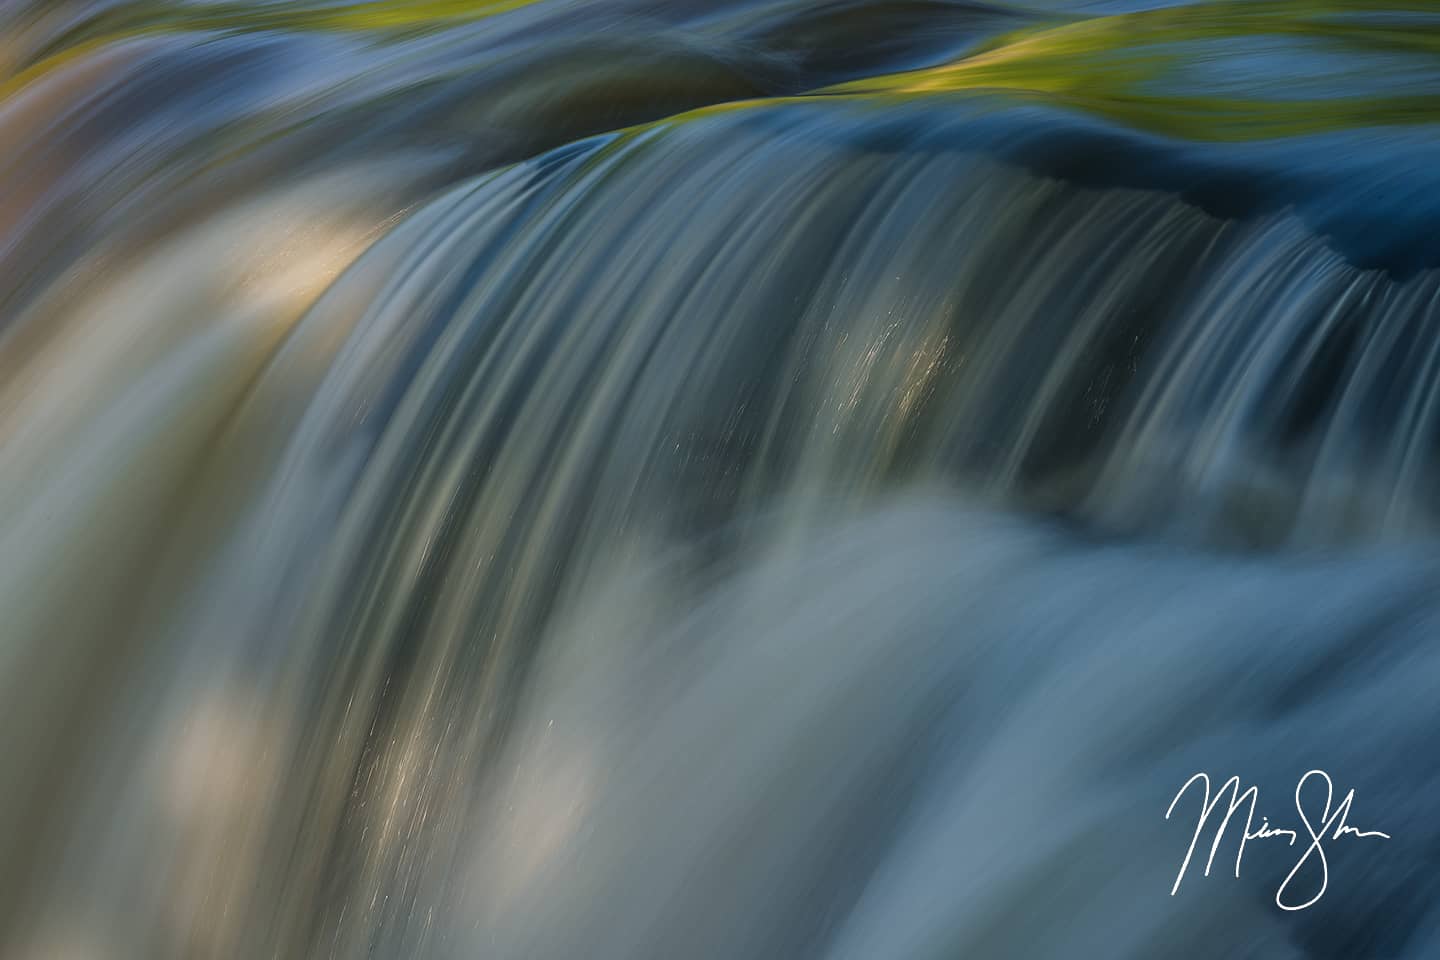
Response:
[3, 1, 1440, 957]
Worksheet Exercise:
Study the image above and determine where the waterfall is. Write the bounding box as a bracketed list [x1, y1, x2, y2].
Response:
[2, 1, 1438, 957]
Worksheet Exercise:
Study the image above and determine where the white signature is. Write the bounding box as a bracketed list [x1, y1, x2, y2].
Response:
[1166, 769, 1390, 910]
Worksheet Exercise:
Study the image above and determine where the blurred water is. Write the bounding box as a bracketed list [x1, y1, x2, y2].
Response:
[2, 1, 1440, 957]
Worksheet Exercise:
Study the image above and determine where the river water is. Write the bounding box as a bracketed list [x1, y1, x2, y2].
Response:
[2, 1, 1439, 957]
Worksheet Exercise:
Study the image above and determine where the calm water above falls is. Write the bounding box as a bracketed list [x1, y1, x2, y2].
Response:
[3, 1, 1440, 957]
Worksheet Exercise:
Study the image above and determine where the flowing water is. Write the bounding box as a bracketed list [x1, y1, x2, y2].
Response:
[3, 0, 1440, 956]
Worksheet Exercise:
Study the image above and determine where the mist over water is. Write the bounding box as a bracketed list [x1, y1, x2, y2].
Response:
[3, 1, 1440, 957]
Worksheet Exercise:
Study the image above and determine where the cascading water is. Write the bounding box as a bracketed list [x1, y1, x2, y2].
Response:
[3, 0, 1439, 957]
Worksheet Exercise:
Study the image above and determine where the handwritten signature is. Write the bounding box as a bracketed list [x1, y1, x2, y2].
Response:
[1166, 769, 1390, 910]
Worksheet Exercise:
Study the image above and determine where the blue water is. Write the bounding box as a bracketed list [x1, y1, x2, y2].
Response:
[2, 1, 1440, 956]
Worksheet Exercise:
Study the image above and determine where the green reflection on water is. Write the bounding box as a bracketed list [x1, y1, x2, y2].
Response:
[823, 0, 1440, 140]
[9, 0, 1440, 143]
[47, 0, 534, 38]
